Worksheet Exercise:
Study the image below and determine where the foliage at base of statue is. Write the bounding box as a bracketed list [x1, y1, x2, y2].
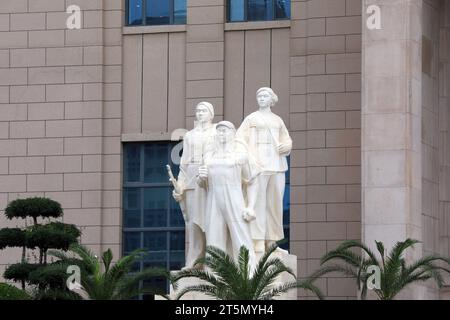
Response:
[0, 283, 31, 300]
[171, 244, 323, 300]
[313, 238, 450, 300]
[48, 243, 170, 300]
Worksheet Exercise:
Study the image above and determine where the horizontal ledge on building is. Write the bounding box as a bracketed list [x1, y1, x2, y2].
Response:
[121, 132, 184, 142]
[225, 20, 290, 31]
[122, 25, 187, 35]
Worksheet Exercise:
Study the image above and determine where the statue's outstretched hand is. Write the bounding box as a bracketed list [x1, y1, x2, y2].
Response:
[242, 208, 256, 222]
[198, 165, 208, 180]
[172, 190, 183, 202]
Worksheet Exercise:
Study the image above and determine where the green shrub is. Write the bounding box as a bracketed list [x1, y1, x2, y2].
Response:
[0, 283, 30, 300]
[4, 263, 39, 284]
[28, 264, 67, 289]
[26, 222, 81, 251]
[5, 197, 63, 222]
[0, 228, 26, 250]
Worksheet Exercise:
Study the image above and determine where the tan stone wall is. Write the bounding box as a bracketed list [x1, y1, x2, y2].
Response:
[422, 0, 440, 299]
[290, 0, 362, 299]
[437, 0, 450, 298]
[0, 0, 123, 278]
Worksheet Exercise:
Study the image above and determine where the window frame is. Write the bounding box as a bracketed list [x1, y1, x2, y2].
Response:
[125, 0, 186, 26]
[226, 0, 291, 23]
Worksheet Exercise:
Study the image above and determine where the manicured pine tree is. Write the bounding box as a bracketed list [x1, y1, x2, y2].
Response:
[0, 197, 81, 298]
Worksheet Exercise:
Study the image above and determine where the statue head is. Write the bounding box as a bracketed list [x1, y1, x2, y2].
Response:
[256, 87, 278, 109]
[216, 121, 236, 145]
[195, 101, 214, 124]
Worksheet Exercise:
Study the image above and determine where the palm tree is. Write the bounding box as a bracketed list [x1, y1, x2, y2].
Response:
[314, 238, 450, 300]
[170, 244, 323, 300]
[48, 243, 169, 300]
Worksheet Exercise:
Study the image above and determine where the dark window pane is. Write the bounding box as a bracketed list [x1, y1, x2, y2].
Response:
[170, 251, 185, 270]
[169, 196, 185, 227]
[229, 0, 245, 21]
[170, 231, 185, 251]
[146, 0, 170, 25]
[174, 0, 187, 24]
[247, 0, 270, 21]
[283, 184, 291, 219]
[143, 277, 167, 294]
[143, 188, 168, 227]
[124, 232, 141, 252]
[144, 144, 168, 183]
[144, 231, 167, 251]
[124, 144, 141, 182]
[124, 188, 141, 227]
[127, 0, 143, 25]
[275, 0, 290, 19]
[143, 251, 167, 268]
[279, 228, 290, 251]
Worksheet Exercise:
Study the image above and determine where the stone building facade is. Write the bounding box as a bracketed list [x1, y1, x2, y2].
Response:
[0, 0, 449, 299]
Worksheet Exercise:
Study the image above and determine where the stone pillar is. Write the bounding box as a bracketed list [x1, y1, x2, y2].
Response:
[362, 0, 423, 298]
[185, 0, 225, 126]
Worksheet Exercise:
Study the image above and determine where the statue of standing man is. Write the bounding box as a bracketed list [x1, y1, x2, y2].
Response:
[236, 87, 292, 257]
[172, 102, 216, 269]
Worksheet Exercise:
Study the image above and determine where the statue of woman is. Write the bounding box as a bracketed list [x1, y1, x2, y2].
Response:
[236, 87, 292, 257]
[172, 102, 216, 269]
[197, 121, 258, 269]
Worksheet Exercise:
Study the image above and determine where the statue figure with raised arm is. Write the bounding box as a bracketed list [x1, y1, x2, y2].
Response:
[171, 102, 216, 269]
[197, 121, 259, 270]
[236, 87, 292, 258]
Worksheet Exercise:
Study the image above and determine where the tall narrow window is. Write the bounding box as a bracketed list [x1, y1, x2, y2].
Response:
[126, 0, 187, 26]
[123, 142, 184, 297]
[281, 157, 290, 251]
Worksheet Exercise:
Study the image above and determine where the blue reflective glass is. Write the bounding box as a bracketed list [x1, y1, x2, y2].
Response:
[124, 188, 141, 227]
[229, 0, 245, 21]
[143, 187, 168, 227]
[143, 252, 167, 270]
[169, 195, 184, 227]
[174, 0, 187, 24]
[146, 0, 170, 25]
[275, 0, 290, 19]
[143, 277, 167, 292]
[247, 0, 270, 21]
[127, 0, 143, 25]
[283, 185, 290, 225]
[144, 231, 167, 251]
[170, 251, 185, 270]
[124, 144, 140, 182]
[124, 232, 141, 252]
[170, 231, 185, 251]
[144, 144, 168, 183]
[279, 228, 289, 250]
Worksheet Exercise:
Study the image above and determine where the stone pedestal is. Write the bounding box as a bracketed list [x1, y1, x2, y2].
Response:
[157, 251, 298, 300]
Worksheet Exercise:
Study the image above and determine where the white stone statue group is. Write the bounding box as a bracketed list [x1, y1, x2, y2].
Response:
[169, 87, 292, 270]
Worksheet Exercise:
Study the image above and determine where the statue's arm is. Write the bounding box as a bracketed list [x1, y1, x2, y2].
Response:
[278, 119, 293, 156]
[242, 156, 259, 222]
